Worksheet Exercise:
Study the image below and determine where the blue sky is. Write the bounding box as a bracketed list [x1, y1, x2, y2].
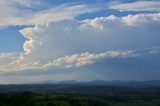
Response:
[0, 26, 25, 52]
[0, 0, 160, 84]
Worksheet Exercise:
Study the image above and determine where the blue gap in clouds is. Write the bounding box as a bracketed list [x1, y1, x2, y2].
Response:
[0, 26, 26, 52]
[76, 9, 158, 20]
[46, 0, 112, 5]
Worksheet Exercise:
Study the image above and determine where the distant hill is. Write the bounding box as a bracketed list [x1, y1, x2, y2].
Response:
[87, 80, 160, 87]
[33, 80, 83, 84]
[0, 80, 160, 92]
[33, 80, 160, 88]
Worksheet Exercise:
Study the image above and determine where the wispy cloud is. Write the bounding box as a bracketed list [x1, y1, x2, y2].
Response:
[0, 0, 98, 27]
[109, 1, 160, 12]
[0, 52, 19, 66]
[42, 51, 137, 69]
[0, 50, 137, 72]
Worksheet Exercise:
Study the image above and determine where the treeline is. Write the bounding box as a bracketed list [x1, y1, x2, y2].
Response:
[0, 91, 109, 106]
[0, 91, 34, 106]
[0, 85, 160, 106]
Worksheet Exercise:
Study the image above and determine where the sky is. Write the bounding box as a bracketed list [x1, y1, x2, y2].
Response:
[0, 0, 160, 84]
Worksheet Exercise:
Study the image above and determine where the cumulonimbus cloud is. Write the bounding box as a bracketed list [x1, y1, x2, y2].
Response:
[0, 12, 160, 72]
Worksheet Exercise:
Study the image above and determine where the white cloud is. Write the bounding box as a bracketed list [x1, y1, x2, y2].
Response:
[14, 0, 41, 7]
[0, 0, 97, 27]
[42, 51, 137, 69]
[122, 13, 160, 26]
[0, 52, 19, 66]
[0, 13, 160, 73]
[149, 47, 160, 55]
[0, 50, 136, 72]
[109, 1, 160, 12]
[150, 50, 160, 54]
[19, 13, 160, 62]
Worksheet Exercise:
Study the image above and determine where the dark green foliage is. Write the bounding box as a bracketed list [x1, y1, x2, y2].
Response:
[0, 84, 160, 106]
[0, 91, 35, 106]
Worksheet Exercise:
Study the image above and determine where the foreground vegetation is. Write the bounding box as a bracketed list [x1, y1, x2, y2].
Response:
[0, 84, 160, 106]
